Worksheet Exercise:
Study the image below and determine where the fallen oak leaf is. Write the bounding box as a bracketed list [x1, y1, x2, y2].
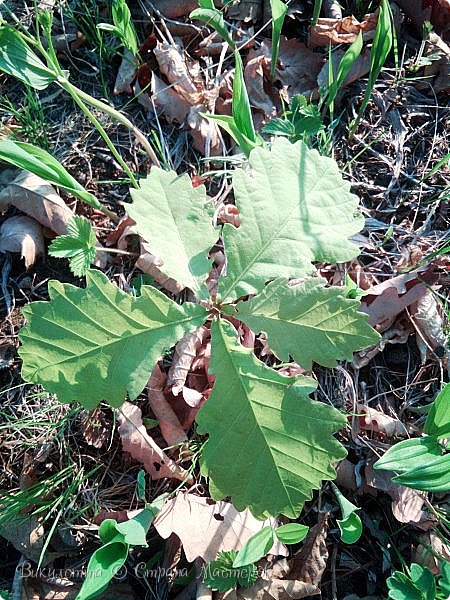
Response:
[167, 325, 209, 396]
[0, 215, 44, 268]
[288, 512, 329, 586]
[309, 12, 378, 47]
[153, 492, 287, 563]
[114, 48, 138, 95]
[117, 402, 192, 482]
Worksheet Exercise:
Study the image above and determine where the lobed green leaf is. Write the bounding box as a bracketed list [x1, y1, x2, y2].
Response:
[197, 319, 347, 519]
[235, 277, 379, 369]
[219, 138, 364, 301]
[19, 269, 209, 409]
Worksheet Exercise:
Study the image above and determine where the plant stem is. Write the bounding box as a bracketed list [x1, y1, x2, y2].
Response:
[62, 80, 161, 168]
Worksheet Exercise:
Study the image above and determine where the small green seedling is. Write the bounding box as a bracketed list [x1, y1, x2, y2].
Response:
[98, 0, 139, 56]
[262, 94, 324, 146]
[386, 561, 450, 600]
[203, 551, 258, 592]
[76, 494, 167, 600]
[49, 216, 97, 277]
[331, 482, 362, 544]
[190, 1, 261, 155]
[374, 383, 450, 493]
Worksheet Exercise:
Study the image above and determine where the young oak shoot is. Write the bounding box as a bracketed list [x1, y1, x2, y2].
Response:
[19, 138, 380, 519]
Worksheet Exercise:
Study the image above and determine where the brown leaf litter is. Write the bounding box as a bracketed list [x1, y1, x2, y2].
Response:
[117, 401, 192, 482]
[0, 215, 44, 268]
[153, 492, 287, 563]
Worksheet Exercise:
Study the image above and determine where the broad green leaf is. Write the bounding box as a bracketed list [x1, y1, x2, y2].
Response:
[373, 437, 443, 474]
[438, 562, 450, 597]
[331, 483, 362, 544]
[393, 454, 450, 492]
[197, 319, 347, 519]
[232, 526, 274, 568]
[387, 570, 425, 600]
[424, 382, 450, 438]
[235, 277, 379, 369]
[270, 0, 288, 78]
[49, 216, 97, 276]
[203, 551, 257, 592]
[275, 523, 309, 544]
[0, 139, 103, 210]
[115, 508, 154, 546]
[19, 269, 208, 409]
[219, 138, 364, 301]
[76, 539, 128, 600]
[128, 168, 216, 299]
[0, 25, 57, 90]
[409, 564, 436, 600]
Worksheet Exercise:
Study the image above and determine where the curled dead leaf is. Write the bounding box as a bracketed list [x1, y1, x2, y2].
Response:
[167, 325, 209, 395]
[0, 171, 73, 235]
[114, 48, 138, 95]
[148, 363, 188, 447]
[309, 12, 378, 47]
[0, 215, 44, 268]
[411, 289, 449, 364]
[356, 403, 408, 438]
[117, 401, 191, 482]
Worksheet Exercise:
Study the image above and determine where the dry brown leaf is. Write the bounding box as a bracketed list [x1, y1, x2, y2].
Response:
[150, 72, 192, 124]
[411, 289, 449, 364]
[0, 215, 44, 268]
[148, 363, 188, 446]
[167, 325, 209, 395]
[114, 48, 138, 95]
[423, 32, 450, 92]
[288, 512, 329, 585]
[360, 272, 434, 332]
[309, 12, 378, 47]
[317, 48, 371, 90]
[136, 249, 186, 294]
[153, 492, 287, 563]
[187, 104, 222, 156]
[245, 51, 277, 117]
[413, 531, 450, 574]
[117, 402, 191, 482]
[238, 559, 320, 599]
[0, 516, 44, 564]
[154, 42, 203, 106]
[0, 171, 73, 234]
[157, 0, 198, 18]
[228, 0, 262, 22]
[365, 464, 430, 526]
[80, 408, 110, 448]
[356, 403, 408, 438]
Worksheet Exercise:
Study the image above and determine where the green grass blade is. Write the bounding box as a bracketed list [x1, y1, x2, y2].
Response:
[0, 139, 103, 211]
[232, 49, 256, 143]
[327, 31, 363, 109]
[312, 0, 323, 24]
[270, 0, 288, 78]
[0, 25, 57, 90]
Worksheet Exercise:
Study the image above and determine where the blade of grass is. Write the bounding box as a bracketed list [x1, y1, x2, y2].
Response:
[270, 0, 288, 78]
[312, 0, 323, 24]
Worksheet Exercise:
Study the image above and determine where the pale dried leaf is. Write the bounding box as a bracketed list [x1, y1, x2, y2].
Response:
[81, 408, 110, 448]
[167, 325, 209, 393]
[154, 43, 202, 105]
[245, 52, 276, 117]
[151, 72, 191, 124]
[365, 464, 429, 525]
[228, 0, 262, 22]
[288, 512, 329, 586]
[309, 12, 378, 47]
[423, 32, 450, 93]
[117, 402, 191, 482]
[0, 215, 44, 268]
[114, 48, 138, 95]
[136, 249, 186, 294]
[187, 104, 222, 156]
[0, 171, 73, 234]
[412, 290, 449, 363]
[153, 492, 287, 563]
[0, 516, 44, 563]
[357, 403, 408, 438]
[148, 364, 188, 446]
[413, 531, 450, 574]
